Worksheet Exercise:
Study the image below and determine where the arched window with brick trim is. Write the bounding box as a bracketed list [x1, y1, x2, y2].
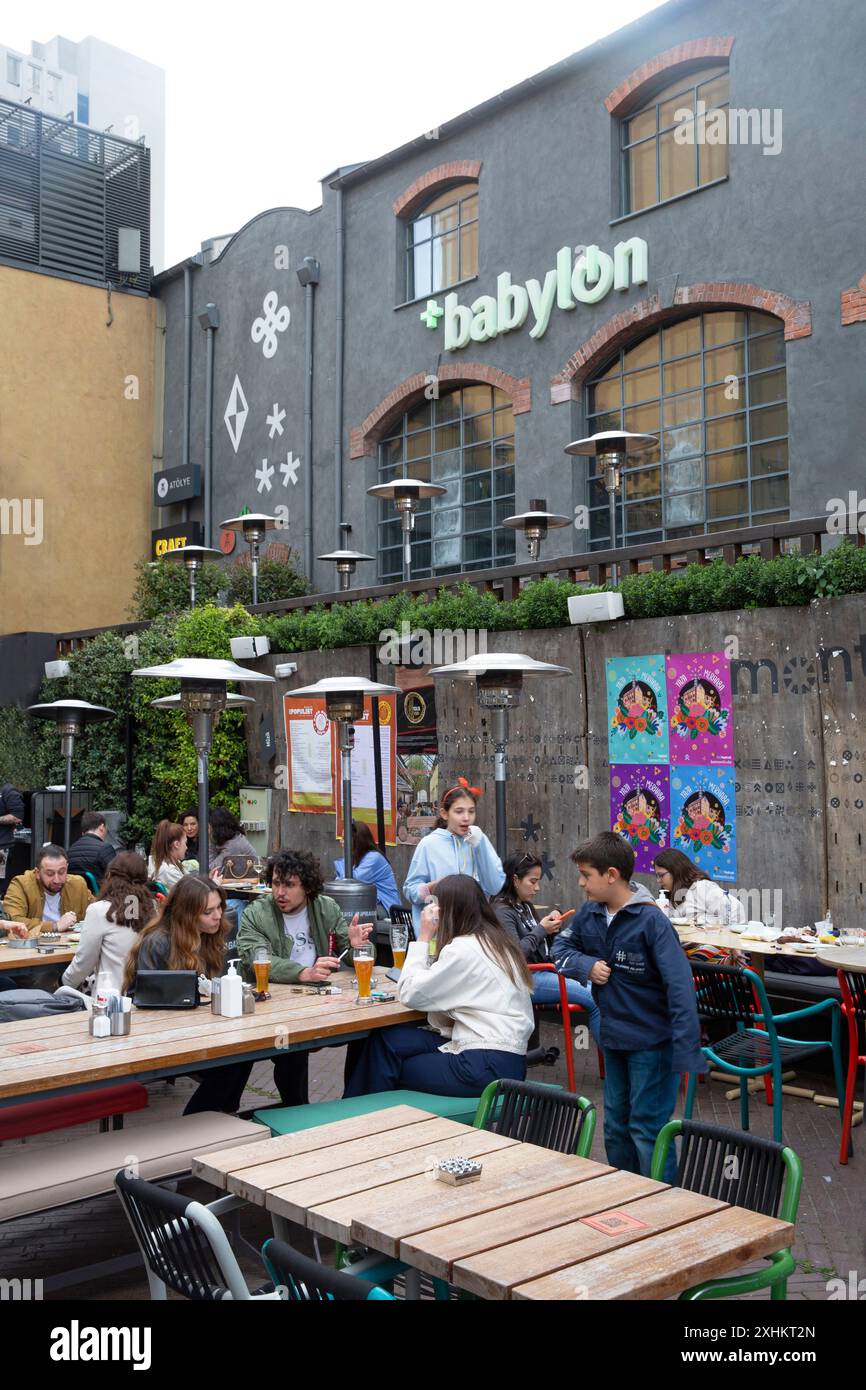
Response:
[404, 181, 479, 301]
[584, 309, 789, 548]
[620, 63, 729, 215]
[377, 383, 515, 580]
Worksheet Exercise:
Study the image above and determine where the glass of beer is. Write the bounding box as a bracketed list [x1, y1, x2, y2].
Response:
[390, 924, 409, 970]
[353, 943, 375, 1004]
[253, 947, 271, 999]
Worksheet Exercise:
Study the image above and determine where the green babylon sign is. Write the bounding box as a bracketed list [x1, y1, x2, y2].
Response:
[420, 237, 648, 351]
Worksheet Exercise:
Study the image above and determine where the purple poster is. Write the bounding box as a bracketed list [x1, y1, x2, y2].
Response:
[665, 651, 733, 766]
[609, 764, 670, 873]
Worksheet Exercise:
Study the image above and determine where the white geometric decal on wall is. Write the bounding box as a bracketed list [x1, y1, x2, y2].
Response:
[224, 375, 249, 453]
[255, 458, 275, 493]
[280, 451, 301, 487]
[267, 403, 286, 439]
[251, 292, 291, 359]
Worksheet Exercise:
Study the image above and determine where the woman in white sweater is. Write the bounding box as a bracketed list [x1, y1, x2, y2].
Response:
[652, 849, 746, 924]
[344, 874, 534, 1098]
[62, 853, 157, 993]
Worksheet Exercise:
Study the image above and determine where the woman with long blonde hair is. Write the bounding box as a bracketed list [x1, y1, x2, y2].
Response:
[344, 874, 534, 1098]
[124, 876, 252, 1114]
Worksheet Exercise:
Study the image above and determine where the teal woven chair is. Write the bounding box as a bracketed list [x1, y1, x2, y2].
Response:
[686, 961, 845, 1143]
[651, 1119, 802, 1300]
[473, 1078, 596, 1158]
[83, 870, 99, 895]
[261, 1238, 395, 1301]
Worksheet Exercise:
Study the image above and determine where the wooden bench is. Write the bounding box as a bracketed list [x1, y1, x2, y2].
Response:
[0, 1083, 148, 1142]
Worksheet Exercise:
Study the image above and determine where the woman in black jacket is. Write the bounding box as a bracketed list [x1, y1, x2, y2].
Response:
[494, 853, 600, 1042]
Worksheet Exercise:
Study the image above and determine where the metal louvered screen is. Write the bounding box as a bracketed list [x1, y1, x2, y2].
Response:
[0, 96, 151, 292]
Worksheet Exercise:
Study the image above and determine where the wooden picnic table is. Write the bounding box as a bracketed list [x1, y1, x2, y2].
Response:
[0, 982, 422, 1108]
[0, 943, 75, 971]
[193, 1104, 794, 1300]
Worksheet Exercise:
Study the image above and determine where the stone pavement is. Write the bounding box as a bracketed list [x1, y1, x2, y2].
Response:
[0, 1021, 861, 1301]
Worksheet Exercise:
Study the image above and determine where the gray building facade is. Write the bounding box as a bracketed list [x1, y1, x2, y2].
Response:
[153, 0, 866, 595]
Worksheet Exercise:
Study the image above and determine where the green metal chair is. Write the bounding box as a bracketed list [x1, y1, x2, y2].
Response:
[261, 1238, 395, 1301]
[686, 961, 845, 1143]
[651, 1118, 802, 1300]
[473, 1078, 596, 1158]
[83, 870, 99, 895]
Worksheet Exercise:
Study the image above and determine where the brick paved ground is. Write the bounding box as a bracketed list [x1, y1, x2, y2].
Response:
[1, 1020, 862, 1301]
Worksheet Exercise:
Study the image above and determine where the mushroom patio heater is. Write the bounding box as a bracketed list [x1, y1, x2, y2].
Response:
[27, 699, 115, 850]
[318, 549, 375, 592]
[288, 676, 400, 906]
[367, 479, 447, 583]
[502, 498, 570, 561]
[429, 653, 571, 860]
[133, 658, 274, 872]
[160, 544, 223, 607]
[564, 430, 658, 583]
[219, 514, 280, 606]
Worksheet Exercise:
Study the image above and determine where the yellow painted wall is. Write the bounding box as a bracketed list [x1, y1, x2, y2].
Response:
[0, 264, 161, 636]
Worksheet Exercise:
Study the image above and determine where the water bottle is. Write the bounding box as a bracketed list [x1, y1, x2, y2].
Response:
[722, 889, 732, 927]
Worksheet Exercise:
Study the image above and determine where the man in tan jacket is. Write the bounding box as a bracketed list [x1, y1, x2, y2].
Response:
[3, 844, 93, 938]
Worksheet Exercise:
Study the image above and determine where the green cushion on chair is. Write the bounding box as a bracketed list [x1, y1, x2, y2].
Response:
[253, 1090, 482, 1135]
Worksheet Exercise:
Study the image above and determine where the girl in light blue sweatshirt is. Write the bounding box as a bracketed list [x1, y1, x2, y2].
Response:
[403, 778, 504, 933]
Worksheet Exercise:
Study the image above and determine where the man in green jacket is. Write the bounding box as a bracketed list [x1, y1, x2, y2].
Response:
[237, 848, 373, 1105]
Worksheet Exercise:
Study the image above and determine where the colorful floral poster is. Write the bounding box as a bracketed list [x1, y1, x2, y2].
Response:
[666, 651, 733, 766]
[669, 765, 737, 882]
[610, 764, 670, 873]
[605, 655, 669, 765]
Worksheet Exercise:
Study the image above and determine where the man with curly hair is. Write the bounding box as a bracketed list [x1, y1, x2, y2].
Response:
[237, 849, 373, 1105]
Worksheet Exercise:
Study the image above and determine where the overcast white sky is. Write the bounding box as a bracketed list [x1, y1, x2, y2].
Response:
[5, 0, 668, 268]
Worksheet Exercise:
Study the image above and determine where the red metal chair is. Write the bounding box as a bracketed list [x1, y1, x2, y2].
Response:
[839, 969, 866, 1165]
[528, 963, 604, 1093]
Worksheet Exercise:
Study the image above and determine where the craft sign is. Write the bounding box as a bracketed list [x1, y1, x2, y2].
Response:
[151, 522, 203, 560]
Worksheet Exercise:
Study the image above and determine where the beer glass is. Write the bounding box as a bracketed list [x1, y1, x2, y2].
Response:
[353, 943, 375, 1004]
[389, 924, 409, 970]
[253, 946, 271, 998]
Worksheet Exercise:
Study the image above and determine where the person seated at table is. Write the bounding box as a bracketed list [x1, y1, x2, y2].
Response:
[494, 853, 600, 1043]
[66, 812, 118, 889]
[179, 810, 199, 864]
[334, 821, 400, 915]
[62, 852, 155, 994]
[553, 833, 705, 1184]
[344, 874, 534, 1099]
[147, 820, 188, 891]
[3, 844, 93, 937]
[237, 849, 373, 1107]
[123, 876, 254, 1115]
[652, 849, 746, 926]
[207, 807, 258, 877]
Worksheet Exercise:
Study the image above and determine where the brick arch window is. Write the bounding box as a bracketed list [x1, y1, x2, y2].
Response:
[618, 62, 730, 214]
[377, 383, 516, 580]
[583, 309, 789, 548]
[402, 180, 479, 302]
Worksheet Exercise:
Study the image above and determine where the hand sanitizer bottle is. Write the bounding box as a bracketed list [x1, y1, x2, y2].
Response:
[220, 959, 243, 1019]
[657, 890, 670, 917]
[722, 889, 732, 926]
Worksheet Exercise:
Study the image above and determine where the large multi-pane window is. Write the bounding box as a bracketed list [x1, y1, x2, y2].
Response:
[584, 310, 789, 548]
[377, 385, 516, 581]
[405, 182, 478, 301]
[621, 65, 729, 214]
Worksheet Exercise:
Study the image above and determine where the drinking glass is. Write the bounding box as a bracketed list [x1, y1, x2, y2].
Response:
[389, 924, 409, 970]
[353, 943, 375, 1004]
[253, 946, 271, 998]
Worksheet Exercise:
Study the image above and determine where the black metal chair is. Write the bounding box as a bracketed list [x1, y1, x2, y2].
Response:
[472, 1077, 596, 1157]
[261, 1238, 394, 1301]
[389, 905, 415, 939]
[651, 1118, 802, 1300]
[115, 1173, 279, 1301]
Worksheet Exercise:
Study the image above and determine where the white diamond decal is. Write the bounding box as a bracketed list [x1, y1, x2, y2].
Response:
[224, 374, 249, 454]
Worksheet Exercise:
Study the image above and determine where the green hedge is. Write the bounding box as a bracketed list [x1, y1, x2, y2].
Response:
[129, 551, 307, 621]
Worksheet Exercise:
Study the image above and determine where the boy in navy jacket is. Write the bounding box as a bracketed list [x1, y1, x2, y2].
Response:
[552, 832, 705, 1183]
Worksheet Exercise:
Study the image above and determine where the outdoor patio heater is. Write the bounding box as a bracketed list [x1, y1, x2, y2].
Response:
[219, 514, 281, 606]
[502, 498, 570, 561]
[367, 479, 447, 583]
[564, 430, 658, 583]
[27, 699, 115, 850]
[160, 543, 223, 607]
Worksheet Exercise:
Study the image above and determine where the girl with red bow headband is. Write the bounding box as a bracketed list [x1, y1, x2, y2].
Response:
[402, 775, 504, 933]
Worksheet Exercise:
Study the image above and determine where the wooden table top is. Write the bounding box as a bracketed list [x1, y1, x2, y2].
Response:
[0, 983, 421, 1104]
[193, 1105, 794, 1300]
[0, 943, 75, 971]
[673, 924, 842, 961]
[817, 945, 866, 972]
